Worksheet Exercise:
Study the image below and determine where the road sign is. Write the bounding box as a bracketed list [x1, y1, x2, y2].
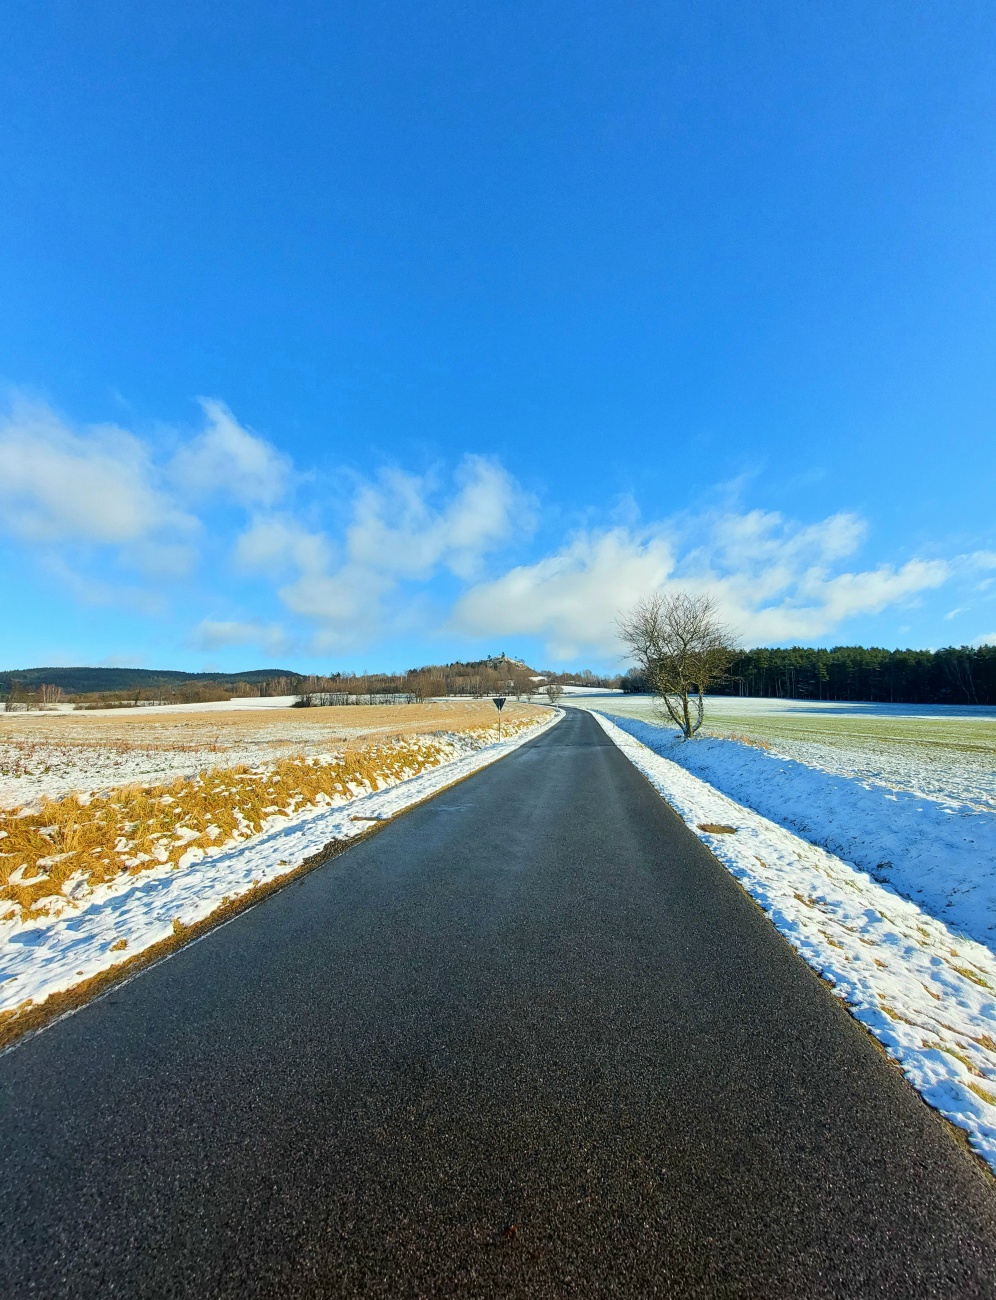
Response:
[493, 696, 506, 740]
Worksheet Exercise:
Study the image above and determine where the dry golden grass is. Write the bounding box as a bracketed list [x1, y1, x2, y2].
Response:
[0, 700, 544, 808]
[879, 1002, 919, 1026]
[0, 706, 544, 925]
[952, 964, 995, 992]
[0, 698, 527, 748]
[0, 831, 358, 1049]
[724, 732, 773, 750]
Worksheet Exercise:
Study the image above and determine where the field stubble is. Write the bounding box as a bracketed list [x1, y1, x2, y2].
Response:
[0, 701, 542, 928]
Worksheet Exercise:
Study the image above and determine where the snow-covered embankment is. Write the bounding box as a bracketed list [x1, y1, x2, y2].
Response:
[1, 710, 561, 1043]
[592, 711, 996, 1173]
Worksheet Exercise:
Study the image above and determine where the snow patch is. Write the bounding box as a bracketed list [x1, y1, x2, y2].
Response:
[0, 710, 561, 1034]
[599, 711, 996, 953]
[591, 711, 996, 1174]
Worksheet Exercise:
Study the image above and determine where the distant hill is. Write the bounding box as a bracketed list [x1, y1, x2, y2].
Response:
[0, 654, 620, 703]
[0, 666, 303, 694]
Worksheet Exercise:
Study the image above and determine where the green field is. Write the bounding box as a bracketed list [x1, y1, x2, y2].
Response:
[586, 694, 996, 810]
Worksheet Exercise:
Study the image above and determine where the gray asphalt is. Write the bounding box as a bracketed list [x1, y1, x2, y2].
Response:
[2, 709, 996, 1297]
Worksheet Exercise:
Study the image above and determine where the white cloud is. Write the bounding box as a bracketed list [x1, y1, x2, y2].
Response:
[192, 619, 289, 654]
[3, 392, 983, 666]
[455, 528, 676, 660]
[973, 633, 996, 648]
[454, 510, 952, 660]
[699, 508, 867, 570]
[171, 399, 291, 507]
[346, 456, 529, 580]
[281, 567, 391, 649]
[0, 395, 296, 609]
[233, 456, 534, 649]
[0, 399, 191, 546]
[234, 515, 331, 578]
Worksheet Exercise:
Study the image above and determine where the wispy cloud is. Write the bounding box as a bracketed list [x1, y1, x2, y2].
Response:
[0, 392, 984, 665]
[191, 619, 289, 654]
[234, 456, 534, 650]
[170, 399, 291, 507]
[0, 398, 193, 549]
[0, 395, 292, 605]
[454, 511, 951, 659]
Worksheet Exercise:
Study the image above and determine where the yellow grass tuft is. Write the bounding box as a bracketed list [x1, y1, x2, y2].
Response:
[725, 732, 773, 750]
[936, 1044, 988, 1077]
[952, 964, 994, 991]
[879, 1002, 918, 1026]
[0, 713, 541, 926]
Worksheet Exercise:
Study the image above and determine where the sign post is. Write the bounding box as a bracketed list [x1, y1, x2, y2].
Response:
[493, 695, 506, 741]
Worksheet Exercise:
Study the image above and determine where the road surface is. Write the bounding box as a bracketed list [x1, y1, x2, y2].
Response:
[2, 709, 996, 1297]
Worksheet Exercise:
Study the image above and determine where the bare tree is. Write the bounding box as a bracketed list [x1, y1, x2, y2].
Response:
[617, 592, 738, 738]
[543, 683, 564, 706]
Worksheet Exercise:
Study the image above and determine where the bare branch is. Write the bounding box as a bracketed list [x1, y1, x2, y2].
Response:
[617, 592, 740, 739]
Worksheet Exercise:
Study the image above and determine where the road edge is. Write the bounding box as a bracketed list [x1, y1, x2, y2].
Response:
[0, 708, 564, 1054]
[588, 706, 996, 1181]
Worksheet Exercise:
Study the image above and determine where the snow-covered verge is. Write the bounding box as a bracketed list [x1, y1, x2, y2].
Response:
[0, 710, 561, 1040]
[600, 694, 996, 813]
[0, 736, 294, 808]
[0, 698, 524, 810]
[592, 712, 996, 1172]
[597, 710, 996, 955]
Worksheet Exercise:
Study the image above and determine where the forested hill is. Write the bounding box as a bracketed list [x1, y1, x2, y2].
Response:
[0, 667, 301, 695]
[10, 646, 996, 707]
[713, 645, 996, 705]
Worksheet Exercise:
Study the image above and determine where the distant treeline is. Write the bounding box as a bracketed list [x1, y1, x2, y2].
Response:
[0, 655, 622, 711]
[621, 645, 996, 705]
[297, 660, 538, 703]
[0, 667, 305, 709]
[297, 659, 621, 704]
[0, 665, 300, 694]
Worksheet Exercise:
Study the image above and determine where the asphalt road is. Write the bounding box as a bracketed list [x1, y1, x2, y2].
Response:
[3, 709, 996, 1298]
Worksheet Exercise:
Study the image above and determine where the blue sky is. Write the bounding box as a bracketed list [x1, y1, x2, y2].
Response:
[2, 2, 996, 674]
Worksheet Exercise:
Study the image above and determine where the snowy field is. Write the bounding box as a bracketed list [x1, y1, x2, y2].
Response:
[595, 693, 996, 812]
[0, 698, 522, 811]
[593, 712, 996, 1173]
[585, 695, 996, 957]
[0, 709, 560, 1040]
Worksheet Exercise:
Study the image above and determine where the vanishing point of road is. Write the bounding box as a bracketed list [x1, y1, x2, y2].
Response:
[3, 709, 996, 1297]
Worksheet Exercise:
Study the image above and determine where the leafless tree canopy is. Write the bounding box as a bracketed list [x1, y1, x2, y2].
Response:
[617, 592, 739, 738]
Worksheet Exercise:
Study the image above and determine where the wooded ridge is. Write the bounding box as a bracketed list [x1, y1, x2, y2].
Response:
[622, 644, 996, 705]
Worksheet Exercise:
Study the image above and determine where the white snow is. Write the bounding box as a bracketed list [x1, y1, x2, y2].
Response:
[552, 684, 624, 695]
[591, 711, 996, 1172]
[0, 706, 505, 810]
[0, 738, 289, 809]
[0, 710, 562, 1034]
[594, 708, 996, 955]
[601, 694, 996, 811]
[0, 695, 304, 717]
